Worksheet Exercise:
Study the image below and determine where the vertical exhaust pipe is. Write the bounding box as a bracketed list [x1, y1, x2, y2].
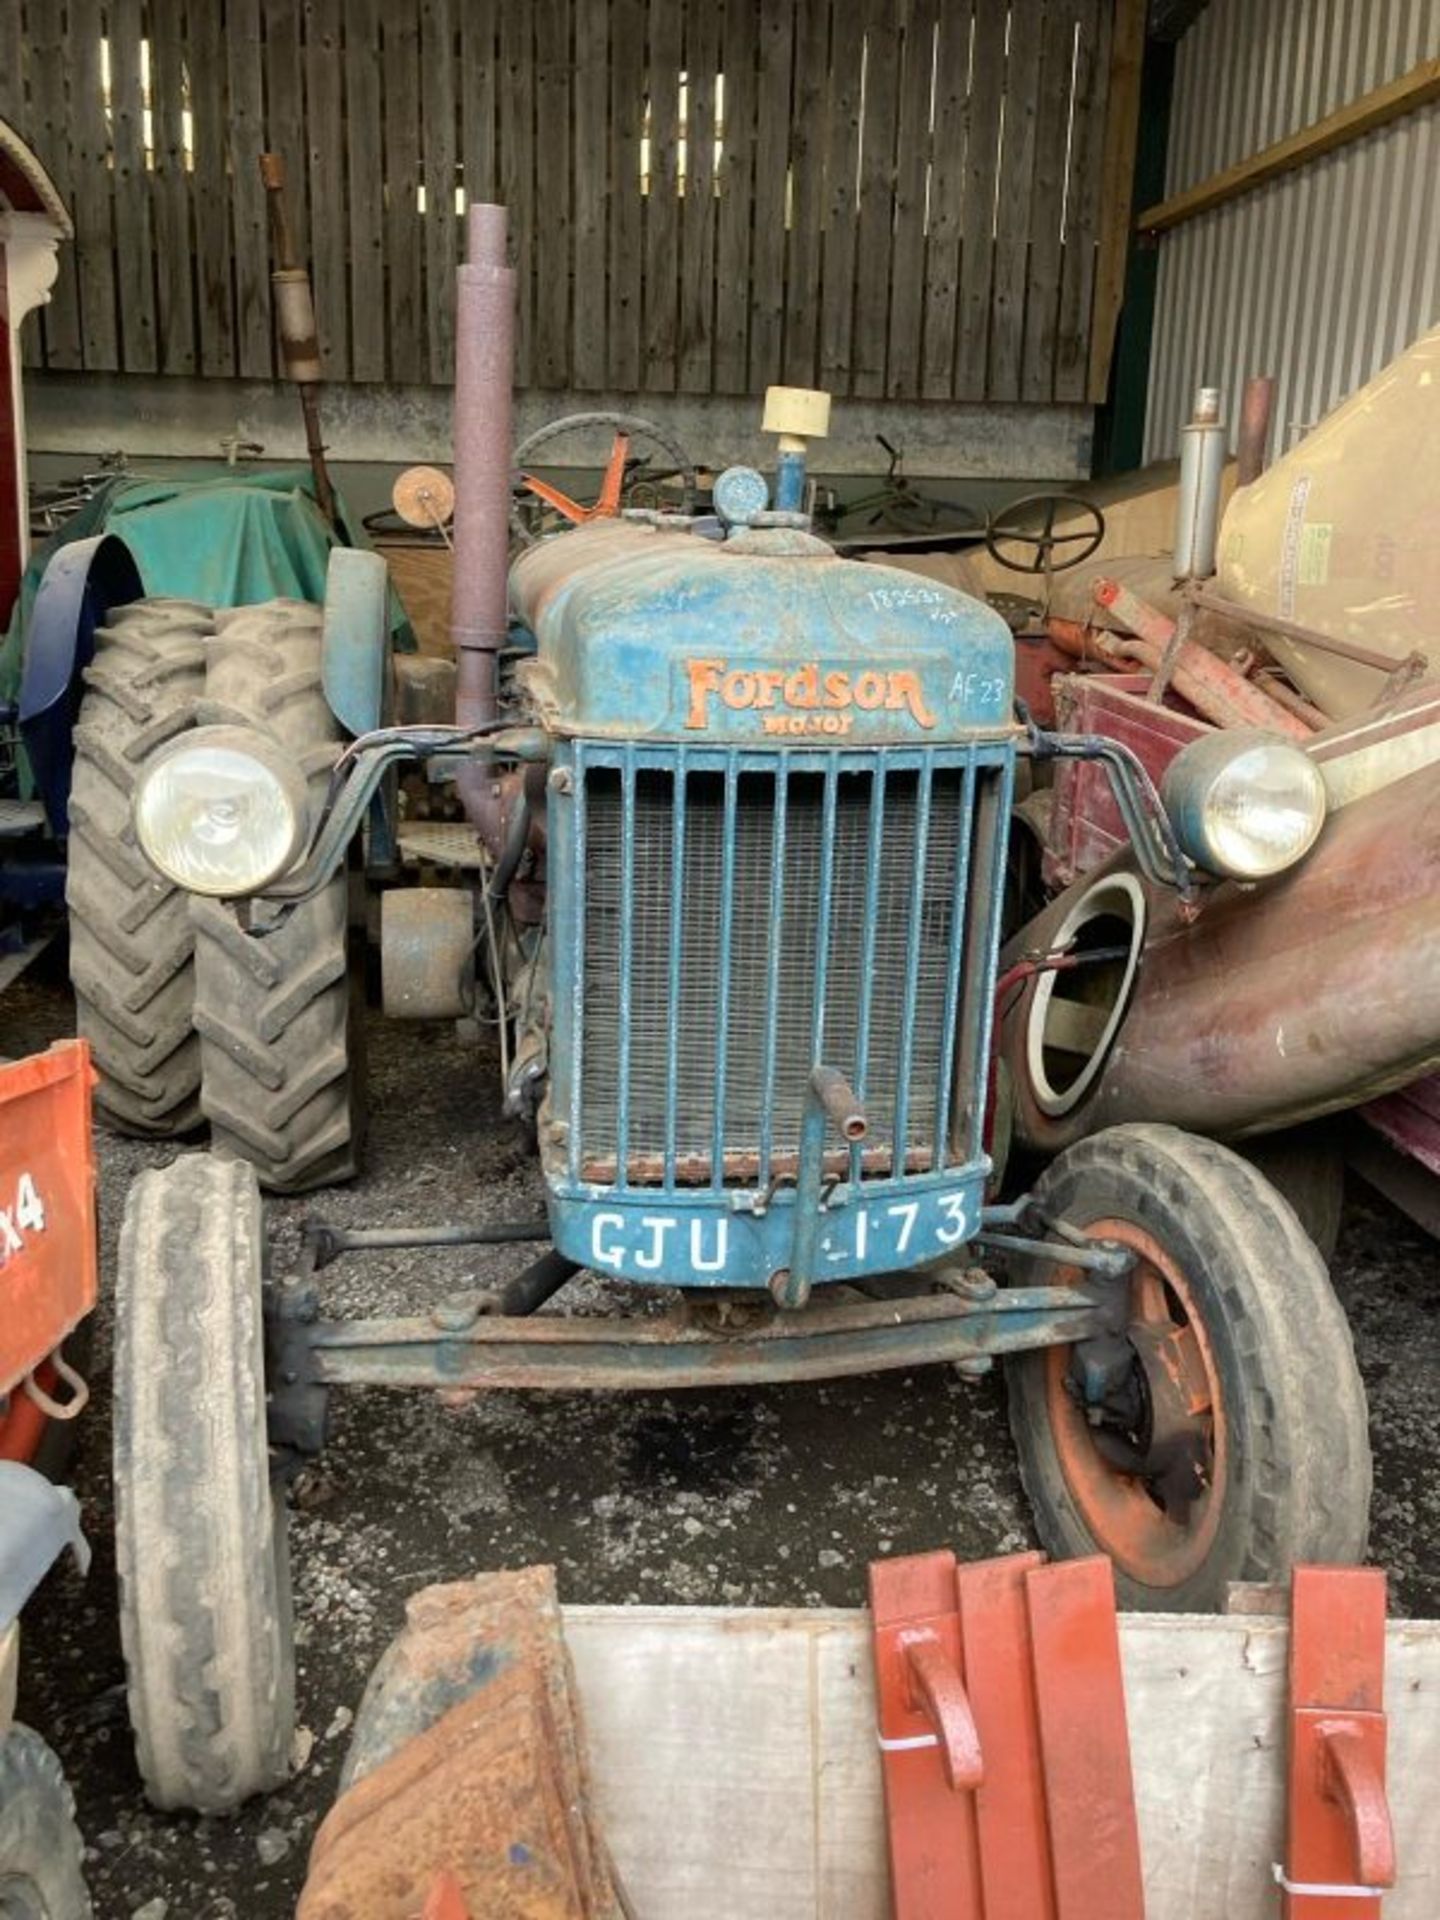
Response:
[1173, 385, 1227, 581]
[452, 203, 515, 845]
[1236, 374, 1276, 486]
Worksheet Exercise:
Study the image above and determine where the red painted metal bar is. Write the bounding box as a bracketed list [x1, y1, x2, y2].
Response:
[1025, 1557, 1145, 1920]
[1283, 1565, 1394, 1918]
[956, 1553, 1056, 1920]
[871, 1550, 985, 1918]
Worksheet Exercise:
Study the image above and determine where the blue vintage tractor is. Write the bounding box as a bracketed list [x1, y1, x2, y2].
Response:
[106, 417, 1371, 1813]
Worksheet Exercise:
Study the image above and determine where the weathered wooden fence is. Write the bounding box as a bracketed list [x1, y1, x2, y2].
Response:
[0, 0, 1128, 402]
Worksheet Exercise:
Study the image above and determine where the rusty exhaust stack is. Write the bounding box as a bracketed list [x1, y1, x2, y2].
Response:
[452, 203, 515, 845]
[259, 152, 337, 528]
[1236, 374, 1276, 486]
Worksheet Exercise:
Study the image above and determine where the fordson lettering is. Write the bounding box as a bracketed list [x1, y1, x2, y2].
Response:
[685, 657, 937, 731]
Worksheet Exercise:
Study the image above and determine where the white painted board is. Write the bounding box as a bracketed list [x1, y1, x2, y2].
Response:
[563, 1605, 1440, 1920]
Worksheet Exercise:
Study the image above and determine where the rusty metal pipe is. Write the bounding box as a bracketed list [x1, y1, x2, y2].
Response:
[1236, 374, 1276, 486]
[487, 1249, 580, 1318]
[811, 1066, 868, 1141]
[1253, 672, 1327, 732]
[452, 203, 516, 848]
[259, 151, 335, 526]
[1185, 582, 1430, 679]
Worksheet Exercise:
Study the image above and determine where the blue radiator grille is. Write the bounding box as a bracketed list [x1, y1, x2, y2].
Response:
[561, 742, 1011, 1191]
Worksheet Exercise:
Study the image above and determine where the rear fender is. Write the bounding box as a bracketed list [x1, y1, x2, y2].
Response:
[18, 533, 145, 832]
[321, 546, 391, 738]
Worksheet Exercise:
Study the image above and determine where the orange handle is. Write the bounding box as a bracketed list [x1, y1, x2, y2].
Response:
[1323, 1723, 1396, 1890]
[904, 1635, 984, 1792]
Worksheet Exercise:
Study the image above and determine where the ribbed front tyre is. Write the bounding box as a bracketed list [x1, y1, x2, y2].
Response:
[115, 1154, 295, 1812]
[1005, 1123, 1371, 1612]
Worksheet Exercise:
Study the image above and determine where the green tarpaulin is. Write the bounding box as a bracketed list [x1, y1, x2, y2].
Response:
[2, 467, 413, 706]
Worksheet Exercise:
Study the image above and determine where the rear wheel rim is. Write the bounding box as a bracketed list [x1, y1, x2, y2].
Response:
[1044, 1218, 1227, 1589]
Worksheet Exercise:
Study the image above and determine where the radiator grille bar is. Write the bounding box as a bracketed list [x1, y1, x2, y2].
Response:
[570, 742, 1011, 1190]
[891, 758, 933, 1175]
[934, 759, 980, 1159]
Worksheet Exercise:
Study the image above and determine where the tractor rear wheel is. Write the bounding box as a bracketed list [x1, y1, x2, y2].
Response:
[190, 600, 362, 1192]
[0, 1724, 92, 1917]
[66, 598, 211, 1135]
[1005, 1122, 1370, 1611]
[115, 1154, 295, 1812]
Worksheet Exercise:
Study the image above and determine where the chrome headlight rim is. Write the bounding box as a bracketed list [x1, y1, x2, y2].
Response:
[132, 724, 311, 897]
[1161, 729, 1327, 882]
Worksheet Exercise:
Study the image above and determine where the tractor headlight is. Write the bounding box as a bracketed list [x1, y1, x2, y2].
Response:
[1161, 730, 1326, 880]
[133, 726, 311, 896]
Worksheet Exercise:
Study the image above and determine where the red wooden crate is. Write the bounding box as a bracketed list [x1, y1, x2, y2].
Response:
[1047, 672, 1211, 890]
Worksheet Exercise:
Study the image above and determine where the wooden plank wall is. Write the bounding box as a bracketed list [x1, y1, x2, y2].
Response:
[3, 0, 1125, 402]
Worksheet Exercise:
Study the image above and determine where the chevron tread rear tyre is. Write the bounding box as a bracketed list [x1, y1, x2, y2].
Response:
[191, 601, 361, 1193]
[65, 598, 211, 1135]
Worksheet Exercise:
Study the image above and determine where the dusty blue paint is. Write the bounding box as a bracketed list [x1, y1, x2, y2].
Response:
[549, 1122, 989, 1289]
[320, 546, 390, 736]
[510, 521, 1014, 744]
[774, 448, 807, 512]
[17, 534, 143, 830]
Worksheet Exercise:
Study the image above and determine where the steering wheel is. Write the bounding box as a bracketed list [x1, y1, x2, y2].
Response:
[511, 411, 698, 545]
[984, 493, 1106, 575]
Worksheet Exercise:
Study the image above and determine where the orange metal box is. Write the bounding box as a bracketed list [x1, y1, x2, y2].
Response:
[0, 1040, 98, 1393]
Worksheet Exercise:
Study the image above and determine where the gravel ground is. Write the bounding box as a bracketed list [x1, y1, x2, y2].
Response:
[7, 954, 1439, 1919]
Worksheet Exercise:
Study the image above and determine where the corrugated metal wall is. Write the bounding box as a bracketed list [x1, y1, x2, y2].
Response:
[1144, 0, 1440, 462]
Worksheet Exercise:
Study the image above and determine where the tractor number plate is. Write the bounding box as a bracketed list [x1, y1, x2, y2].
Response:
[562, 1183, 979, 1289]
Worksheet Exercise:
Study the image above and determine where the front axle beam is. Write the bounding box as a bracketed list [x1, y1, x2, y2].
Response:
[276, 1284, 1111, 1399]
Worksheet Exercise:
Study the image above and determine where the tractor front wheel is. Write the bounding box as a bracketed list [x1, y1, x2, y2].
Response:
[114, 1154, 295, 1812]
[1005, 1123, 1371, 1612]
